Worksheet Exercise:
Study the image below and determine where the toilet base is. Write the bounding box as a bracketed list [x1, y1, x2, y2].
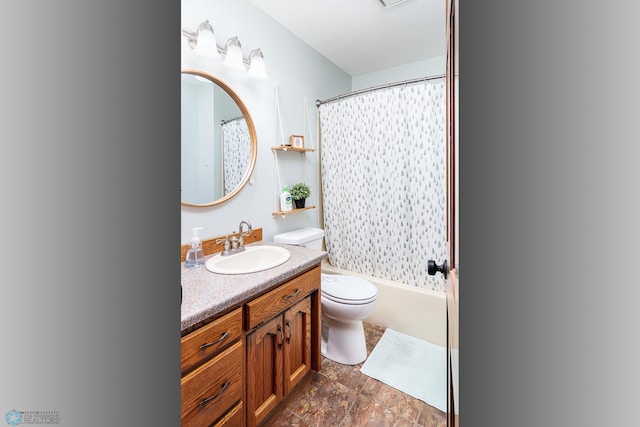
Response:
[321, 315, 368, 365]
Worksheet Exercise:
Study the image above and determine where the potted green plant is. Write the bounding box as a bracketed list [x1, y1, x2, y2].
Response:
[290, 182, 311, 209]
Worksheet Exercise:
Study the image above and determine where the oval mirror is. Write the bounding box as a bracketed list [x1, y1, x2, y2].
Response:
[181, 69, 257, 207]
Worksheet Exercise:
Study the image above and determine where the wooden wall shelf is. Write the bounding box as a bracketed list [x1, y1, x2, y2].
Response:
[271, 146, 315, 153]
[272, 206, 316, 216]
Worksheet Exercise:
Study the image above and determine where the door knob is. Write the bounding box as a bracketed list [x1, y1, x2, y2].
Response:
[427, 260, 448, 279]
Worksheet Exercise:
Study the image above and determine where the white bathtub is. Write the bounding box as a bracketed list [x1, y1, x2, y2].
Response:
[321, 261, 446, 347]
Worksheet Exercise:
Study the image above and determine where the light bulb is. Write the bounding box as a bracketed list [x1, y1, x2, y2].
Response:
[193, 20, 219, 58]
[223, 37, 245, 70]
[247, 49, 269, 80]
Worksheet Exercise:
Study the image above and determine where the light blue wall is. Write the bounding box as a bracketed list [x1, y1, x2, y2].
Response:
[180, 0, 445, 246]
[352, 56, 446, 91]
[181, 0, 351, 244]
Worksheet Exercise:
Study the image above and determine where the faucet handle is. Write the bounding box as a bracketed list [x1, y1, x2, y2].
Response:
[229, 234, 240, 249]
[215, 235, 230, 251]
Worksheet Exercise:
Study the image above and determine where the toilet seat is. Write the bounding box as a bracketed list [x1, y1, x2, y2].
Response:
[321, 274, 378, 305]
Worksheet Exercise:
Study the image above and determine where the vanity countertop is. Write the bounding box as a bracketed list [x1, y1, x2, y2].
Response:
[181, 242, 328, 332]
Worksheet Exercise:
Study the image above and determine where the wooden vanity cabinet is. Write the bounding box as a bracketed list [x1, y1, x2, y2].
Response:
[245, 266, 320, 427]
[180, 265, 321, 427]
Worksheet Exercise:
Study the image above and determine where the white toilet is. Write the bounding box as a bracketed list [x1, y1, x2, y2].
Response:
[273, 227, 378, 365]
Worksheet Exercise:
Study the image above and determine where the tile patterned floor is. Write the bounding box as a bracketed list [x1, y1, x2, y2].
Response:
[267, 323, 447, 427]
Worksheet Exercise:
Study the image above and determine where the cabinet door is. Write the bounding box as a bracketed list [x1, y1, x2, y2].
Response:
[283, 297, 312, 394]
[246, 316, 284, 427]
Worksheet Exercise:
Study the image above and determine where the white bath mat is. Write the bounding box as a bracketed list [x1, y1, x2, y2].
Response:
[360, 328, 447, 412]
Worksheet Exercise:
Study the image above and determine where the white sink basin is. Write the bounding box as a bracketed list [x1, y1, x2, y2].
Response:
[205, 245, 291, 275]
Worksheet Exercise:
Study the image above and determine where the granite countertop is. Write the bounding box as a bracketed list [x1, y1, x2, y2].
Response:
[181, 241, 328, 332]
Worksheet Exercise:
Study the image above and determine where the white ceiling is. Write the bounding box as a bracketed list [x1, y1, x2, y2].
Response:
[249, 0, 446, 76]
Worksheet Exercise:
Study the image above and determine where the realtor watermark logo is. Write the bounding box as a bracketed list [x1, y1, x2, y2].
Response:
[5, 410, 60, 425]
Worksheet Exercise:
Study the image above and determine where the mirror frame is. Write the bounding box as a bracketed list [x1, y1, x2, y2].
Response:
[181, 69, 258, 207]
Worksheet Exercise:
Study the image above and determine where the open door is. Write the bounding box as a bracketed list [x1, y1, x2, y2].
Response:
[429, 0, 459, 424]
[446, 0, 459, 424]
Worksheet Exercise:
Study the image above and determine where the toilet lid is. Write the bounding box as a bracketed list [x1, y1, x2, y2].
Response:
[321, 274, 378, 303]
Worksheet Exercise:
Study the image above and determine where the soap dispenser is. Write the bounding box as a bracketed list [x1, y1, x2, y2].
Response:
[185, 227, 206, 268]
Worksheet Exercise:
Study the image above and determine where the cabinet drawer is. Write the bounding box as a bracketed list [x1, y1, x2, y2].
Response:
[181, 307, 243, 373]
[181, 340, 243, 427]
[212, 401, 244, 427]
[246, 266, 320, 330]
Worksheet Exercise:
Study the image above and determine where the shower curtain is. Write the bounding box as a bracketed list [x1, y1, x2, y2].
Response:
[318, 80, 447, 291]
[222, 117, 250, 195]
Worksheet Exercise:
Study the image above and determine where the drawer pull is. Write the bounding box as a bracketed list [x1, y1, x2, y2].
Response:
[199, 330, 231, 350]
[283, 289, 301, 301]
[199, 380, 230, 407]
[285, 319, 292, 344]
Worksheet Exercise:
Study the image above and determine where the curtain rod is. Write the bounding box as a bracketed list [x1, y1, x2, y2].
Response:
[315, 74, 445, 107]
[220, 116, 244, 125]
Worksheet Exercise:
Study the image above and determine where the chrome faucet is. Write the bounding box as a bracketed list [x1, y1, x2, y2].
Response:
[217, 220, 252, 256]
[237, 220, 252, 247]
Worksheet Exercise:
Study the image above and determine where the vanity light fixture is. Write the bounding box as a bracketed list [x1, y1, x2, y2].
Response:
[222, 36, 245, 70]
[182, 20, 268, 80]
[246, 49, 268, 80]
[192, 20, 219, 58]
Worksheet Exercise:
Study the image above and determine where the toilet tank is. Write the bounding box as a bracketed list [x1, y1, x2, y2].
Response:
[273, 227, 324, 250]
